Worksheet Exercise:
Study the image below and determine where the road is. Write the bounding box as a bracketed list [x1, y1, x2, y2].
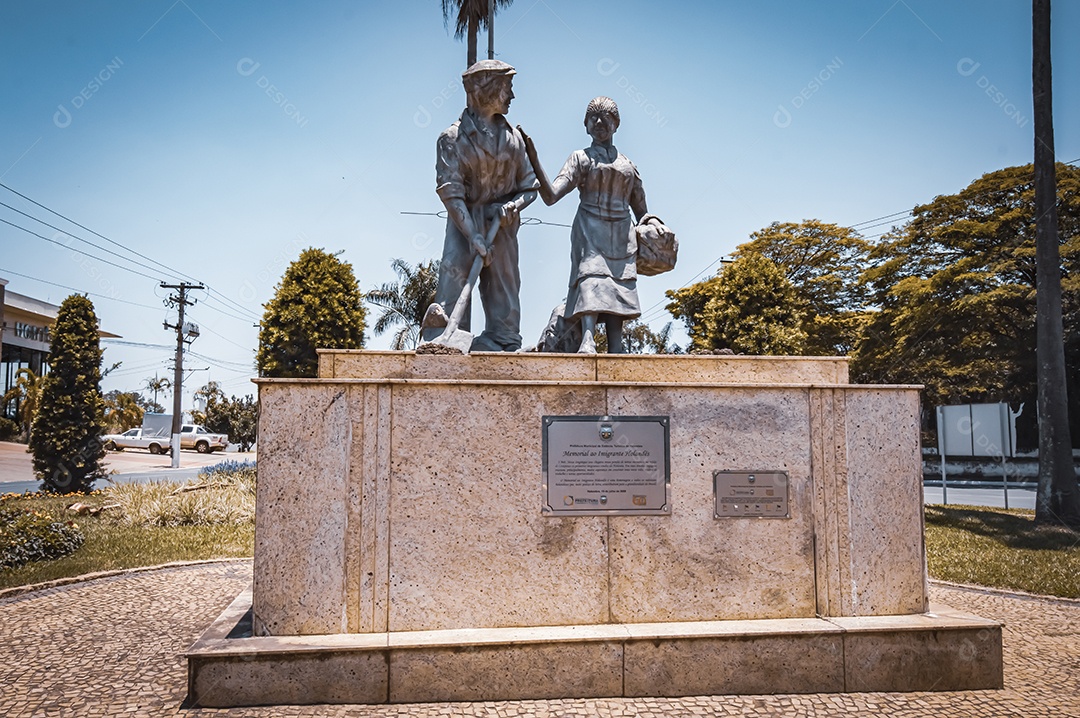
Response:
[923, 483, 1036, 510]
[0, 441, 1040, 508]
[0, 441, 254, 495]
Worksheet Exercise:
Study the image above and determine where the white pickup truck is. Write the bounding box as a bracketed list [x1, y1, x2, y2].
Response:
[102, 424, 227, 454]
[180, 424, 228, 453]
[102, 428, 172, 455]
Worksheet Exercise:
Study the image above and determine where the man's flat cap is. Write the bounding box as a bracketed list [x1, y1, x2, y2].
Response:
[462, 59, 516, 79]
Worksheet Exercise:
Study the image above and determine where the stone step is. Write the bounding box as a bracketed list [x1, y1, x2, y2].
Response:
[187, 589, 1003, 707]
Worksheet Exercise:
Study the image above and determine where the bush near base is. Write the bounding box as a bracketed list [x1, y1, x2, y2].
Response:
[0, 507, 85, 569]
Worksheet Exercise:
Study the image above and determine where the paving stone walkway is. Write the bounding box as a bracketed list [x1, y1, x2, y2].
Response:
[1, 560, 1077, 717]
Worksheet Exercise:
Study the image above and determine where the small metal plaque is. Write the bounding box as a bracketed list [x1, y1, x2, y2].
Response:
[543, 415, 670, 516]
[713, 471, 790, 518]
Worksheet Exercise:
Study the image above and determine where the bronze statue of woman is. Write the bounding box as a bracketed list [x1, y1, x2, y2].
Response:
[520, 97, 657, 353]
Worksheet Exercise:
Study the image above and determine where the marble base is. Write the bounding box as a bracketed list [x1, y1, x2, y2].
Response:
[252, 352, 927, 635]
[197, 351, 1004, 706]
[186, 589, 1002, 707]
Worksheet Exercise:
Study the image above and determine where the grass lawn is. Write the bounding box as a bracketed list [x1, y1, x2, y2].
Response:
[925, 504, 1080, 598]
[5, 488, 1078, 599]
[1, 483, 253, 591]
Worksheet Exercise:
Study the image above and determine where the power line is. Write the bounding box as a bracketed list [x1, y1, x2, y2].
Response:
[105, 357, 171, 371]
[853, 216, 912, 233]
[105, 344, 250, 388]
[0, 199, 180, 282]
[401, 210, 572, 229]
[105, 358, 170, 371]
[186, 350, 254, 371]
[195, 296, 260, 324]
[190, 363, 254, 376]
[106, 360, 173, 379]
[108, 364, 172, 378]
[0, 182, 263, 323]
[0, 267, 161, 311]
[0, 217, 161, 282]
[195, 322, 256, 352]
[204, 287, 263, 321]
[637, 255, 733, 324]
[102, 339, 176, 350]
[0, 214, 256, 327]
[0, 181, 190, 282]
[849, 210, 911, 229]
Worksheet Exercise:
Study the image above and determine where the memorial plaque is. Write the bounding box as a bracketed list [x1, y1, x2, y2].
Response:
[713, 471, 790, 518]
[542, 415, 670, 516]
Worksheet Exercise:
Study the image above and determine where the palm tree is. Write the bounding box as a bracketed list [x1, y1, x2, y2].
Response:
[192, 381, 226, 425]
[1032, 0, 1079, 526]
[367, 259, 440, 350]
[103, 391, 144, 432]
[440, 0, 514, 67]
[144, 375, 171, 408]
[2, 368, 43, 440]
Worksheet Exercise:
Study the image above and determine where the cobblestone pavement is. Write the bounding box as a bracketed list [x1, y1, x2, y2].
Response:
[1, 561, 1077, 717]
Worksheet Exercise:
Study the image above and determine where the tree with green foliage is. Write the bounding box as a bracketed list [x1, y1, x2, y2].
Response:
[257, 248, 366, 378]
[367, 258, 440, 350]
[211, 395, 258, 451]
[29, 295, 107, 493]
[664, 274, 721, 351]
[852, 163, 1080, 452]
[595, 319, 681, 354]
[441, 0, 514, 67]
[624, 320, 682, 354]
[667, 253, 807, 355]
[736, 220, 872, 355]
[194, 381, 259, 451]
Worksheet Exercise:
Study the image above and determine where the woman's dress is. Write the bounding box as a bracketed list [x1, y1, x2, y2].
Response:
[555, 143, 645, 320]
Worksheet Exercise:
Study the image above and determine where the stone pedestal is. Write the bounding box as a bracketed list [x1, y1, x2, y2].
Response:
[186, 351, 1002, 706]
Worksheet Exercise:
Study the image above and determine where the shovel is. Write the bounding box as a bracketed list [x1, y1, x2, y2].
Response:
[418, 211, 502, 354]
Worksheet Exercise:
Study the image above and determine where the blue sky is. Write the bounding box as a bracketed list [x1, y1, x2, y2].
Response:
[1, 0, 1077, 407]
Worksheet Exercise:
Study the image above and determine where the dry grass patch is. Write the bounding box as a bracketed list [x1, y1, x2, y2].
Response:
[0, 460, 255, 590]
[108, 464, 255, 527]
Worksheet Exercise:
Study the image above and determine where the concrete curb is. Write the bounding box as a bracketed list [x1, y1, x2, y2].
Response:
[929, 578, 1080, 605]
[0, 557, 252, 601]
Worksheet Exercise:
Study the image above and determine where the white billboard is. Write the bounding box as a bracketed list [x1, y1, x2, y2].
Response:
[936, 403, 1020, 458]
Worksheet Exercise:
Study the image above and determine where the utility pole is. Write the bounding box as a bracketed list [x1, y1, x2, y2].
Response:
[162, 282, 204, 469]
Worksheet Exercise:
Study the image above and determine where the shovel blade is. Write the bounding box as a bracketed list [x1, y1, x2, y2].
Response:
[416, 326, 474, 355]
[437, 327, 475, 353]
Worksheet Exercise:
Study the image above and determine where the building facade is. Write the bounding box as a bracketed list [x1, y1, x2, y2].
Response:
[1, 278, 117, 420]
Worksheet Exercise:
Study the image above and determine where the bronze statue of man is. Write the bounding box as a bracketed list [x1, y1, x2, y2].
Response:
[422, 59, 538, 352]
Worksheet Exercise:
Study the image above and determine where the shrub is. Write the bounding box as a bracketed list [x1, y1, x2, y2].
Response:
[199, 459, 257, 483]
[0, 507, 85, 569]
[257, 247, 366, 378]
[0, 417, 19, 442]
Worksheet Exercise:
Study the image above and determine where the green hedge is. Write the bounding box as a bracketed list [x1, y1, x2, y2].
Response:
[0, 507, 85, 570]
[0, 417, 19, 442]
